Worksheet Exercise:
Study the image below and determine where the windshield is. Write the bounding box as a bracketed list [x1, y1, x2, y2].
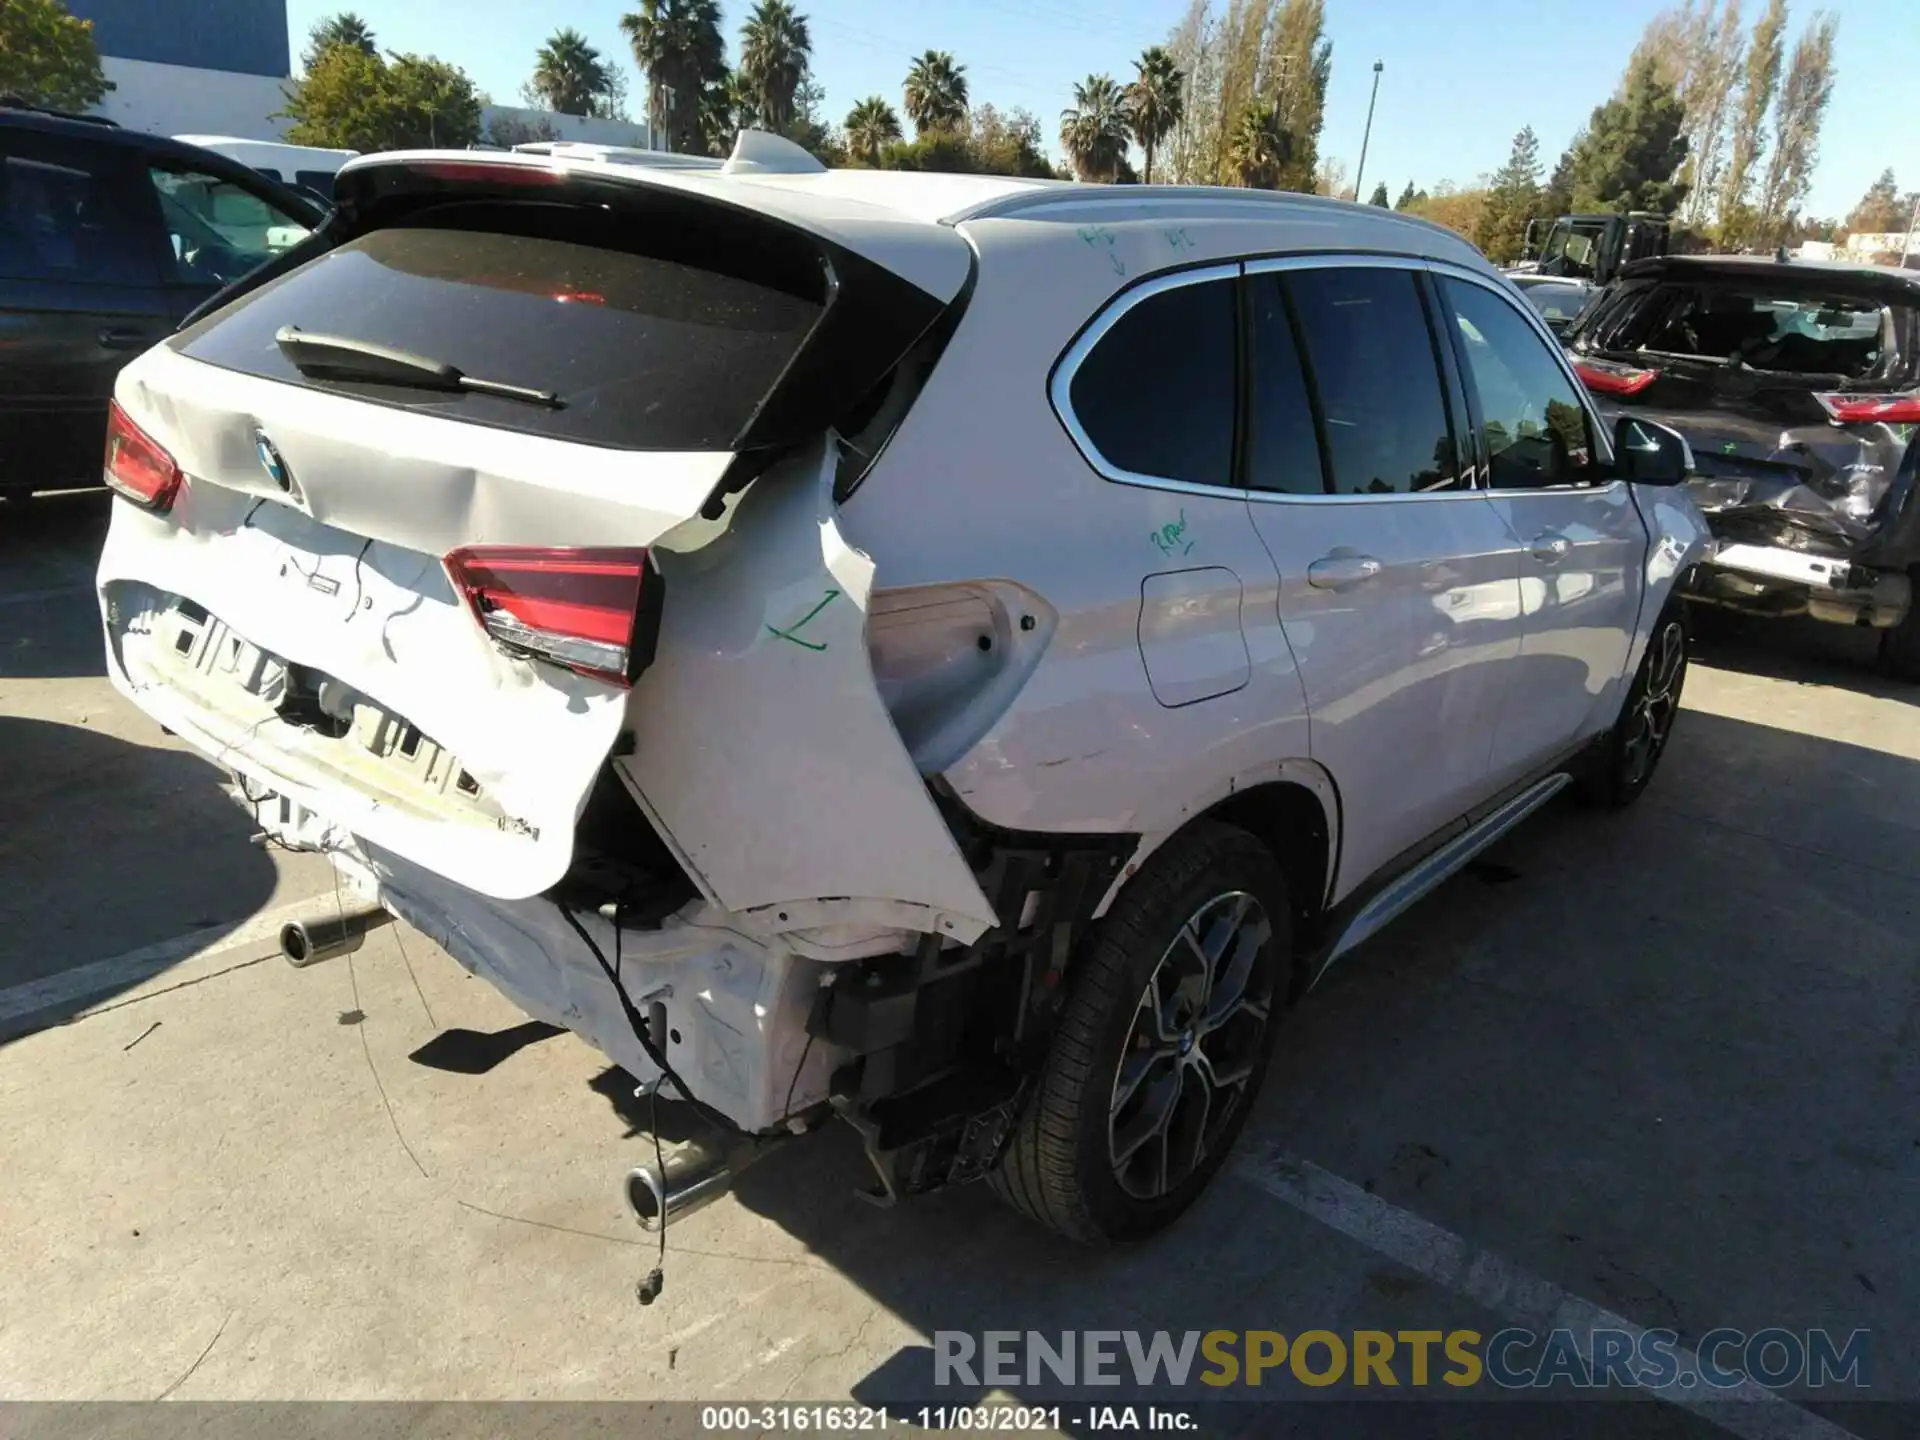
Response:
[1538, 223, 1598, 279]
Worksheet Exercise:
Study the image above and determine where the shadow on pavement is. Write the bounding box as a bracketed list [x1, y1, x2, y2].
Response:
[0, 715, 280, 1027]
[0, 491, 111, 683]
[409, 1020, 566, 1075]
[1688, 607, 1916, 704]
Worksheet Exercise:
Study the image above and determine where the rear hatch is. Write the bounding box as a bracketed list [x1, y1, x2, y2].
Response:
[98, 153, 996, 926]
[1568, 263, 1920, 564]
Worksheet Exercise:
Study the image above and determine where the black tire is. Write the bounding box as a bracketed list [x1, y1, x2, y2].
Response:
[1578, 601, 1689, 809]
[991, 820, 1291, 1244]
[1878, 571, 1920, 682]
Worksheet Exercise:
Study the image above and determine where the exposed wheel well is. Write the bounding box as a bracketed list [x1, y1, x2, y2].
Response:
[1203, 781, 1334, 947]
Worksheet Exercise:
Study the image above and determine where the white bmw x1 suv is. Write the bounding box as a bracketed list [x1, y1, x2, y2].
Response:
[96, 134, 1708, 1246]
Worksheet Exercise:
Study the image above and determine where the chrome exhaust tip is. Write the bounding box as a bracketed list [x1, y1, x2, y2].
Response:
[279, 902, 393, 968]
[624, 1133, 777, 1234]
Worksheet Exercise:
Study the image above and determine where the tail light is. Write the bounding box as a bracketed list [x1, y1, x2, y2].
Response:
[445, 546, 650, 686]
[103, 401, 184, 512]
[1572, 359, 1660, 397]
[1814, 391, 1920, 424]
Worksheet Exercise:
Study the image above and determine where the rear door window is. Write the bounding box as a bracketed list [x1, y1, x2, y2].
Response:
[1067, 275, 1237, 488]
[176, 201, 828, 451]
[1281, 267, 1459, 495]
[0, 136, 162, 286]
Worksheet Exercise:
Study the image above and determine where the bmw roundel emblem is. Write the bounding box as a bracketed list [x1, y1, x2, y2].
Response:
[255, 430, 292, 492]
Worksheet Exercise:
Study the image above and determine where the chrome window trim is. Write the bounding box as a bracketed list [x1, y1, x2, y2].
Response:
[1048, 262, 1245, 498]
[1242, 485, 1493, 507]
[1241, 251, 1432, 277]
[1049, 249, 1617, 506]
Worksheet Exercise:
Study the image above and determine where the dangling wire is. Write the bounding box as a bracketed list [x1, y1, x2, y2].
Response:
[555, 899, 728, 1306]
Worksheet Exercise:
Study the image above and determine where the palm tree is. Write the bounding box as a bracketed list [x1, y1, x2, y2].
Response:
[1228, 100, 1292, 189]
[903, 51, 968, 136]
[621, 0, 727, 155]
[845, 96, 902, 165]
[1126, 46, 1184, 185]
[530, 28, 614, 116]
[700, 69, 758, 153]
[1059, 75, 1130, 184]
[738, 0, 812, 135]
[302, 12, 376, 71]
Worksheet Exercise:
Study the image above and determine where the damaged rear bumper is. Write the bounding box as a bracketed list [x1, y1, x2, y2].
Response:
[235, 780, 859, 1135]
[1686, 540, 1912, 627]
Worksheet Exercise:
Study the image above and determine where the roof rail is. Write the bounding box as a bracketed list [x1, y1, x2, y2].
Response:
[947, 182, 1454, 235]
[0, 95, 119, 127]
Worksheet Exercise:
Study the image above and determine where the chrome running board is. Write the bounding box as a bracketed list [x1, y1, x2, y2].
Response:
[1310, 772, 1572, 992]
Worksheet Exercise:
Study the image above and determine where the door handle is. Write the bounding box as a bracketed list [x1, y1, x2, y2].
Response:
[1306, 553, 1382, 591]
[1530, 532, 1573, 564]
[97, 327, 151, 351]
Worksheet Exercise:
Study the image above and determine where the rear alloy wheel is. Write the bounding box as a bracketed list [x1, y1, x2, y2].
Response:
[1580, 605, 1688, 808]
[1109, 889, 1275, 1201]
[991, 821, 1290, 1243]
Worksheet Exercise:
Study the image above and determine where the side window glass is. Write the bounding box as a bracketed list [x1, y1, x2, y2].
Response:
[1068, 276, 1235, 489]
[1283, 268, 1458, 495]
[1247, 275, 1327, 494]
[1441, 277, 1594, 489]
[0, 145, 157, 285]
[148, 166, 311, 287]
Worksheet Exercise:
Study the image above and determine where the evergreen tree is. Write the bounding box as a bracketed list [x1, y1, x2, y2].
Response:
[1565, 58, 1690, 214]
[1542, 140, 1578, 217]
[1367, 180, 1390, 206]
[1475, 126, 1543, 264]
[1846, 169, 1908, 236]
[1395, 179, 1416, 209]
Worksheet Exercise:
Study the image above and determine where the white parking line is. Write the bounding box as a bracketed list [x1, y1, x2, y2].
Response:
[0, 896, 329, 1027]
[1232, 1144, 1861, 1440]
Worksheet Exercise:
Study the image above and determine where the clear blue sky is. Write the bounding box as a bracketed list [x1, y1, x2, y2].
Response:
[284, 0, 1914, 220]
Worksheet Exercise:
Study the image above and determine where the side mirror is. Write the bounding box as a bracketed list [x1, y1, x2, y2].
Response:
[1613, 415, 1694, 486]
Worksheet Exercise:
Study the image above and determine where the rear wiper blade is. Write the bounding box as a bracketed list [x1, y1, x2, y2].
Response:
[273, 325, 563, 408]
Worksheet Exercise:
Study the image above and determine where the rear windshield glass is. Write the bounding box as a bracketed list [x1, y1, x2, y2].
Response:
[1592, 279, 1899, 379]
[176, 201, 826, 451]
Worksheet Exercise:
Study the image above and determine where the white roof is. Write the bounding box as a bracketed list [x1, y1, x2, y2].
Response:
[336, 147, 1485, 300]
[731, 169, 1065, 224]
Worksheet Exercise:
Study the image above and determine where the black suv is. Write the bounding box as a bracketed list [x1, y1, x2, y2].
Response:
[1565, 254, 1920, 678]
[0, 103, 324, 496]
